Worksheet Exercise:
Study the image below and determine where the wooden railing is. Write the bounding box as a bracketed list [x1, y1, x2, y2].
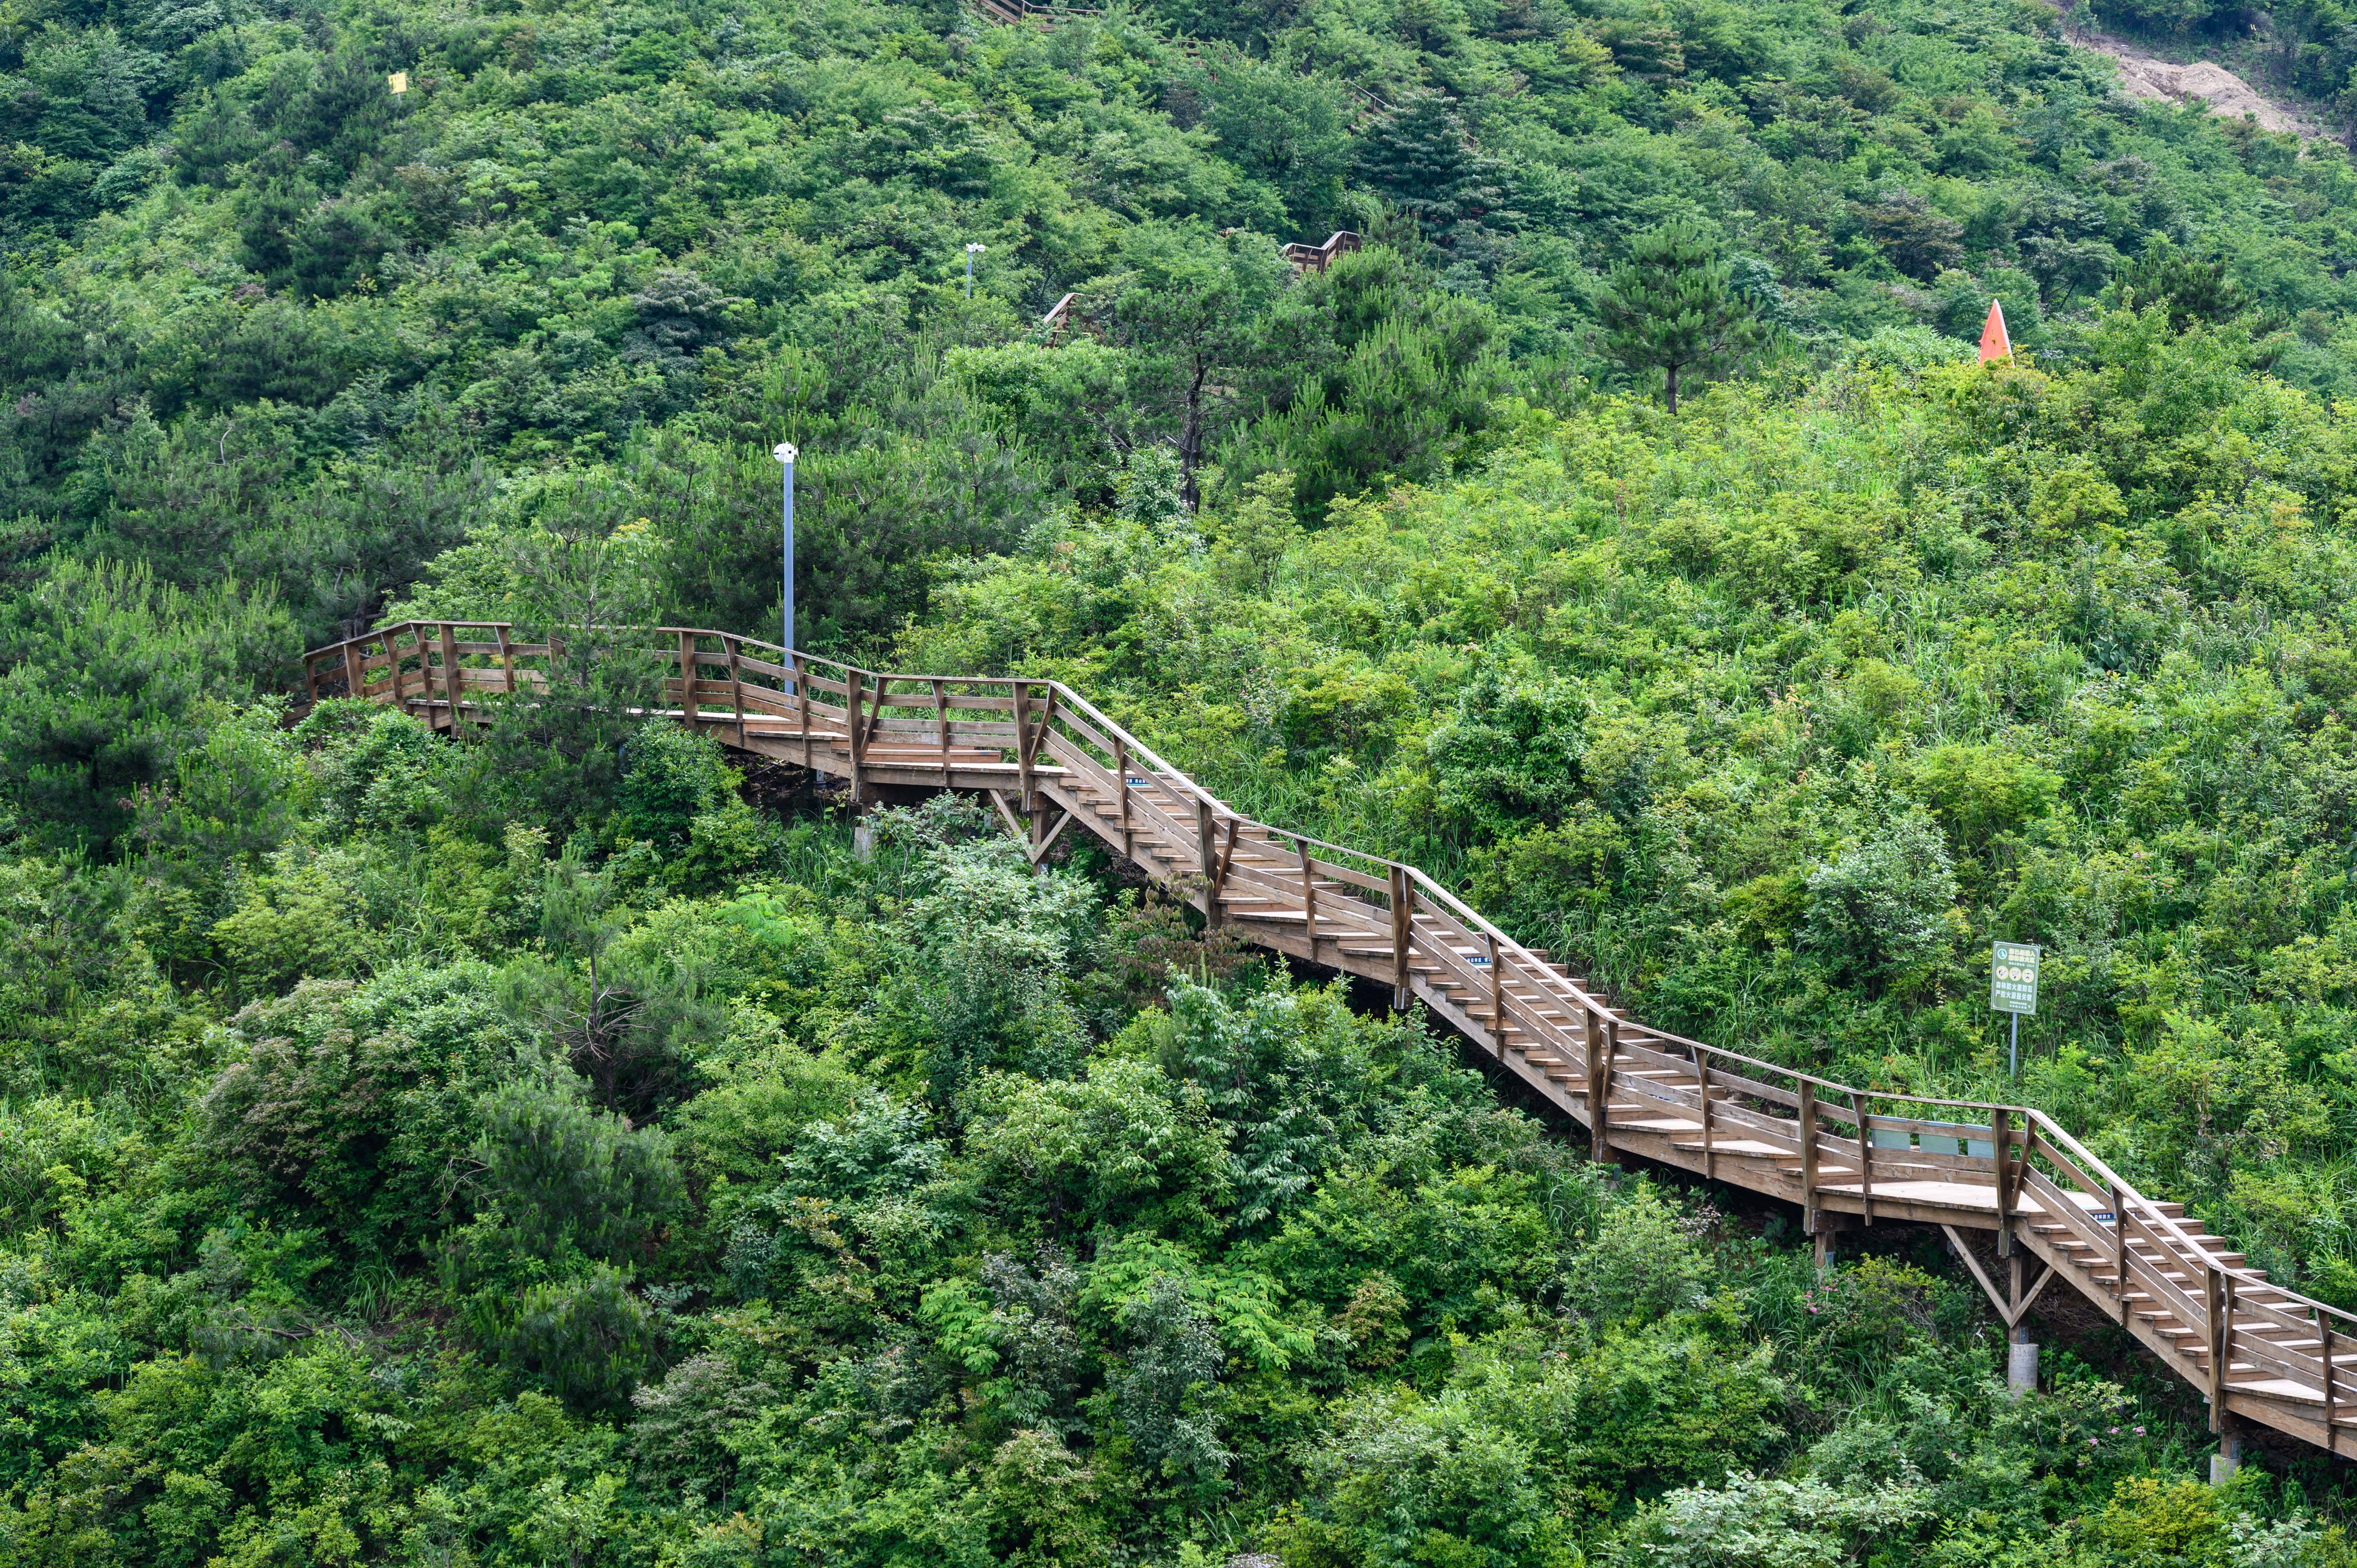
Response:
[297, 621, 2357, 1460]
[1281, 230, 1362, 271]
[965, 0, 1102, 28]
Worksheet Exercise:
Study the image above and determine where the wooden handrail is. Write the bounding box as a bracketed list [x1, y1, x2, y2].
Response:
[294, 620, 2357, 1450]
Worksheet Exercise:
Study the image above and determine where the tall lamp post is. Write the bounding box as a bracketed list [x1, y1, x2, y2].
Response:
[773, 441, 797, 689]
[965, 242, 985, 297]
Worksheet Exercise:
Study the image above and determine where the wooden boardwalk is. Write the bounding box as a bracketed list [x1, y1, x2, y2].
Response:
[300, 620, 2357, 1462]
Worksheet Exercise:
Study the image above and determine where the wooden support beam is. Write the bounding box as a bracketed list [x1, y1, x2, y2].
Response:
[1945, 1225, 2007, 1316]
[1944, 1225, 2055, 1328]
[1207, 819, 1237, 913]
[987, 789, 1028, 841]
[2012, 1263, 2058, 1326]
[1027, 809, 1075, 864]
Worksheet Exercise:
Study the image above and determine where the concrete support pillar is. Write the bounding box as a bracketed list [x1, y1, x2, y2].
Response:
[2211, 1430, 2244, 1485]
[2006, 1323, 2039, 1400]
[852, 816, 876, 860]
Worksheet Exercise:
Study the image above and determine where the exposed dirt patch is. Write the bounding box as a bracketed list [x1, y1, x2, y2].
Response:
[2055, 11, 2339, 141]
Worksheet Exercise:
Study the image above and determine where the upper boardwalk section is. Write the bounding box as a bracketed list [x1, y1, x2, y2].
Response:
[299, 618, 2357, 1462]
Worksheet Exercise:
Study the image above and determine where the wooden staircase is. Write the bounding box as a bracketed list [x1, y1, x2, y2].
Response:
[295, 621, 2357, 1462]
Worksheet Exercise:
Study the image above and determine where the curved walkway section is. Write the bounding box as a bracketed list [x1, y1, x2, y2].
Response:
[298, 619, 2357, 1461]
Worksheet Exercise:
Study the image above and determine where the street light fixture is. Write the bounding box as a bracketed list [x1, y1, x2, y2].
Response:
[773, 441, 797, 691]
[965, 242, 986, 297]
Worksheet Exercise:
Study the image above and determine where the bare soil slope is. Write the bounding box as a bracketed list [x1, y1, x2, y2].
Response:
[2059, 14, 2337, 139]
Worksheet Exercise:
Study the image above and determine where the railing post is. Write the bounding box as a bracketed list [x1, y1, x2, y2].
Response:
[1113, 736, 1134, 861]
[1030, 689, 1058, 846]
[1799, 1080, 1820, 1236]
[677, 630, 698, 731]
[1013, 679, 1034, 812]
[1195, 798, 1216, 914]
[727, 637, 746, 745]
[1296, 836, 1319, 952]
[1389, 866, 1411, 1010]
[1857, 1097, 1875, 1226]
[497, 625, 516, 694]
[2322, 1309, 2338, 1453]
[2111, 1183, 2130, 1328]
[793, 653, 811, 768]
[1696, 1047, 1714, 1180]
[303, 652, 321, 708]
[1207, 820, 1236, 912]
[1486, 931, 1504, 1050]
[2208, 1263, 2230, 1431]
[1581, 1004, 1598, 1146]
[438, 622, 461, 733]
[1993, 1108, 2013, 1257]
[933, 679, 951, 778]
[846, 668, 865, 805]
[1589, 1013, 1617, 1165]
[345, 638, 366, 704]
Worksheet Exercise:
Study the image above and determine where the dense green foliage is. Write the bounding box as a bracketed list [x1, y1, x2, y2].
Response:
[12, 0, 2357, 656]
[14, 0, 2357, 1557]
[0, 698, 2346, 1567]
[906, 318, 2357, 1323]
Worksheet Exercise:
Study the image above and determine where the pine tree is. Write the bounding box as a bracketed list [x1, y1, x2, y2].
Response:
[1350, 91, 1517, 257]
[1594, 221, 1767, 415]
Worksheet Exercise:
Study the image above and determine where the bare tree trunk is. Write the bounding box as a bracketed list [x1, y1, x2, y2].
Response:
[1664, 360, 1681, 416]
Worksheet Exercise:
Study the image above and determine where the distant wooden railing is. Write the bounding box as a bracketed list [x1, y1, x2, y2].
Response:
[1281, 230, 1362, 271]
[297, 621, 2357, 1461]
[966, 0, 1102, 27]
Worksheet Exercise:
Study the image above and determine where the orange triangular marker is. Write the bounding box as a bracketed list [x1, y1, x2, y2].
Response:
[1978, 299, 2012, 362]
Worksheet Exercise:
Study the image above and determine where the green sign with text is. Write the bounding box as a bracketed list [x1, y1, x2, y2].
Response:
[1990, 942, 2040, 1015]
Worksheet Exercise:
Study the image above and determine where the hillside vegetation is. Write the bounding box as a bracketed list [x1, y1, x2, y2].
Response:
[10, 0, 2357, 1560]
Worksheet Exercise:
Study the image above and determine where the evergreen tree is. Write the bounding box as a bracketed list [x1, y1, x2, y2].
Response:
[2108, 238, 2280, 335]
[1350, 91, 1515, 259]
[1594, 221, 1768, 415]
